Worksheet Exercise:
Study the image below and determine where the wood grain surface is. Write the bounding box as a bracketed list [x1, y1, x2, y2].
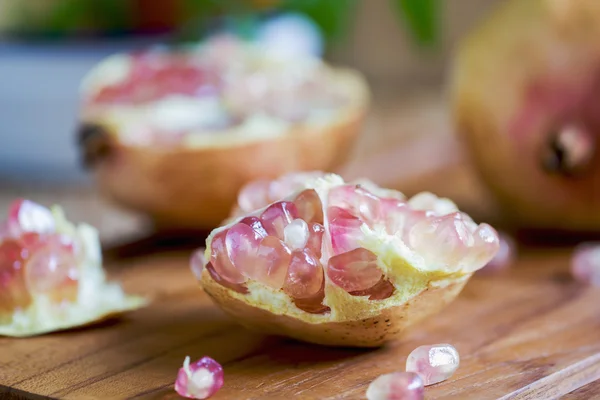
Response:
[2, 91, 600, 399]
[1, 245, 600, 399]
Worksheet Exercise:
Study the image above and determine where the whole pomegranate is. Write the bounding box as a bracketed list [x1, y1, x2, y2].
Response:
[194, 173, 500, 347]
[451, 0, 600, 231]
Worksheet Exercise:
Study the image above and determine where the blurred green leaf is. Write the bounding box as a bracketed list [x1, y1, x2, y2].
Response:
[391, 0, 440, 47]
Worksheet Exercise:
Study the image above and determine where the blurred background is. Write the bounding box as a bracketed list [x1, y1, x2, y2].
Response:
[0, 0, 497, 183]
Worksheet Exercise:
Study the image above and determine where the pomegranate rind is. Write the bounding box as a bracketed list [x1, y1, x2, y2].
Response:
[198, 173, 494, 347]
[0, 206, 147, 337]
[450, 0, 600, 231]
[78, 45, 369, 229]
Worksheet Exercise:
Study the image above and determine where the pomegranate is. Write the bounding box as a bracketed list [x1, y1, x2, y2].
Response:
[0, 199, 146, 337]
[195, 173, 500, 347]
[77, 35, 369, 229]
[451, 0, 600, 231]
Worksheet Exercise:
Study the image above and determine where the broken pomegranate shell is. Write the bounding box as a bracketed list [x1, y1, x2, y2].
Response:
[451, 0, 600, 231]
[196, 173, 500, 347]
[0, 199, 146, 337]
[77, 36, 369, 229]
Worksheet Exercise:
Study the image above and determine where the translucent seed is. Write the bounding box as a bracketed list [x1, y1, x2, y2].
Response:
[328, 185, 382, 225]
[283, 249, 324, 298]
[572, 242, 600, 286]
[366, 372, 424, 400]
[239, 216, 268, 238]
[462, 224, 501, 273]
[175, 355, 224, 400]
[261, 201, 299, 239]
[349, 278, 395, 300]
[408, 192, 458, 216]
[249, 236, 291, 289]
[306, 223, 325, 258]
[283, 219, 309, 250]
[406, 344, 460, 386]
[209, 230, 246, 284]
[294, 189, 324, 224]
[25, 238, 79, 302]
[237, 180, 270, 213]
[225, 223, 262, 275]
[327, 248, 383, 293]
[205, 262, 248, 294]
[327, 206, 364, 254]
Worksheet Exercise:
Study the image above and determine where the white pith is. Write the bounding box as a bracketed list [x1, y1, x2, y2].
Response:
[202, 173, 486, 323]
[0, 206, 147, 337]
[79, 43, 369, 149]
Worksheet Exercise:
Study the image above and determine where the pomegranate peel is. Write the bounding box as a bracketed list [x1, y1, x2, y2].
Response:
[197, 173, 499, 347]
[78, 38, 369, 229]
[0, 200, 146, 337]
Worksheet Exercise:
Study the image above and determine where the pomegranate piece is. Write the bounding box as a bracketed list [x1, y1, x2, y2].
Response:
[327, 248, 383, 293]
[283, 249, 324, 299]
[329, 184, 382, 225]
[571, 243, 600, 286]
[4, 199, 55, 237]
[366, 372, 424, 400]
[237, 180, 271, 214]
[260, 201, 299, 239]
[175, 355, 224, 400]
[205, 262, 248, 294]
[294, 189, 324, 224]
[209, 230, 246, 285]
[190, 249, 206, 280]
[327, 206, 364, 255]
[406, 344, 460, 386]
[225, 223, 263, 273]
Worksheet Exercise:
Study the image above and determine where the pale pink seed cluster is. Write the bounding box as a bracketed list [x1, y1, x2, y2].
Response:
[205, 183, 499, 312]
[0, 200, 80, 318]
[571, 242, 600, 286]
[366, 372, 424, 400]
[175, 356, 224, 399]
[406, 344, 460, 386]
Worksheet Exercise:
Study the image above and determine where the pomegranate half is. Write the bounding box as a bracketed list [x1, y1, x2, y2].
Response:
[77, 36, 369, 229]
[451, 0, 600, 231]
[0, 199, 146, 337]
[195, 173, 499, 347]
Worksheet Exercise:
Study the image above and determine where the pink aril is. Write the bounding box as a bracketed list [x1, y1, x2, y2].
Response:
[327, 206, 364, 254]
[260, 201, 299, 239]
[406, 344, 460, 386]
[24, 237, 79, 303]
[209, 230, 246, 284]
[349, 278, 395, 301]
[328, 185, 382, 226]
[462, 224, 501, 273]
[407, 213, 471, 270]
[571, 242, 600, 286]
[205, 262, 248, 294]
[283, 249, 324, 299]
[306, 223, 325, 258]
[190, 249, 206, 280]
[238, 216, 268, 238]
[174, 355, 224, 400]
[366, 371, 424, 400]
[6, 199, 55, 237]
[294, 189, 324, 224]
[249, 236, 291, 289]
[327, 248, 383, 293]
[0, 239, 32, 316]
[225, 223, 263, 272]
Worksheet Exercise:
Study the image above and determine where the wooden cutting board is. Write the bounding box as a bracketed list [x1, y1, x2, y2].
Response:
[2, 245, 600, 400]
